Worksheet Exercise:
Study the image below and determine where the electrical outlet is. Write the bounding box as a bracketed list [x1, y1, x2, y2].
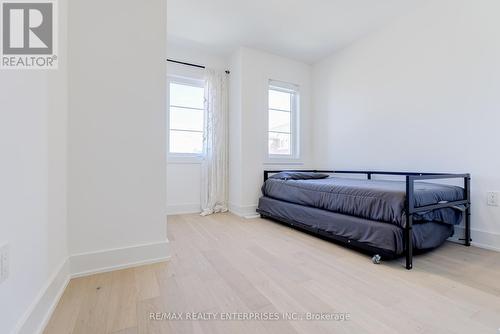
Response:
[487, 192, 500, 206]
[0, 243, 9, 284]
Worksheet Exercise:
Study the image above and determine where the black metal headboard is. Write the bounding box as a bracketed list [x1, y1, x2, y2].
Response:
[263, 169, 457, 182]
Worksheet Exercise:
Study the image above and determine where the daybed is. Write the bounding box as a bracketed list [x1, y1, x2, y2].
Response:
[257, 170, 471, 269]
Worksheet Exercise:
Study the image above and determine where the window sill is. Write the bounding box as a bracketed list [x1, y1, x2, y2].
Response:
[263, 160, 304, 166]
[167, 155, 204, 165]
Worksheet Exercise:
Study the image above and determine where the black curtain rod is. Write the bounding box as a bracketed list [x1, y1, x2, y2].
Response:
[167, 58, 230, 74]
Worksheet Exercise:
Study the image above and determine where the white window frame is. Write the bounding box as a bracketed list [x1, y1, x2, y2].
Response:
[167, 75, 206, 162]
[267, 80, 300, 160]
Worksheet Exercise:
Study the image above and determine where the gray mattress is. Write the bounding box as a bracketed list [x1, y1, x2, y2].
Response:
[257, 196, 454, 255]
[262, 177, 464, 227]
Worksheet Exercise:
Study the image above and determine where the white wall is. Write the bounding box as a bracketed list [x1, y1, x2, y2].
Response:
[166, 40, 229, 215]
[1, 1, 167, 332]
[67, 0, 168, 273]
[229, 48, 313, 217]
[0, 1, 69, 332]
[312, 0, 500, 249]
[228, 49, 243, 211]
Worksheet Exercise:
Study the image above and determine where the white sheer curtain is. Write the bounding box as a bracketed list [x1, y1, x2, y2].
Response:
[200, 68, 229, 216]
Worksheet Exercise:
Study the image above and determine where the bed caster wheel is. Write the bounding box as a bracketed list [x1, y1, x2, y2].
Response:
[372, 254, 381, 264]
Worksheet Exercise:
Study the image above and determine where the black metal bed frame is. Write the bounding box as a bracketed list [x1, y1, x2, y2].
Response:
[263, 170, 471, 270]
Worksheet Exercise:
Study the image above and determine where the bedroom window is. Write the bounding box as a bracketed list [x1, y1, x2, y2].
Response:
[268, 80, 299, 158]
[167, 77, 205, 156]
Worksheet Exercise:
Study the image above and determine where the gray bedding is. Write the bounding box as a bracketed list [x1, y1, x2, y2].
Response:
[257, 197, 454, 255]
[262, 177, 464, 227]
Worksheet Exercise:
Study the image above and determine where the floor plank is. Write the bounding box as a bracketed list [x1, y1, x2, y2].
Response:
[45, 213, 500, 334]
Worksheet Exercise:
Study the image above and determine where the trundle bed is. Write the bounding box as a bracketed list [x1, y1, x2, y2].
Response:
[256, 170, 471, 270]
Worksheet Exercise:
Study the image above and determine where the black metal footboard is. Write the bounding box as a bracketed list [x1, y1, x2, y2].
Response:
[262, 170, 472, 270]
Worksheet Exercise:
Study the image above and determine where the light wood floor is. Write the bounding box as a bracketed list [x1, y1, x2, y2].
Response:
[45, 213, 500, 334]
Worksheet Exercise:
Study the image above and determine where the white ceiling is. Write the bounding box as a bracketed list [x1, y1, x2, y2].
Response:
[167, 0, 425, 63]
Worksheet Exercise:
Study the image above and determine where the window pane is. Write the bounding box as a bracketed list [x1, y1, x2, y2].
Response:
[269, 89, 291, 111]
[269, 132, 291, 155]
[170, 107, 204, 132]
[170, 83, 204, 109]
[170, 130, 203, 154]
[269, 109, 290, 133]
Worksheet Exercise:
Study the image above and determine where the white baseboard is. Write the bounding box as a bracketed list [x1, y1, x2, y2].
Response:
[454, 226, 500, 252]
[229, 203, 259, 219]
[166, 203, 201, 215]
[12, 240, 171, 334]
[70, 240, 170, 278]
[13, 259, 70, 334]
